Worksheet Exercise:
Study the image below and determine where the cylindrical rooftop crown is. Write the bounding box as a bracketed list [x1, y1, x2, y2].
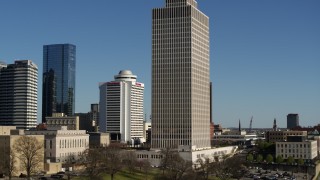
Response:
[114, 70, 137, 82]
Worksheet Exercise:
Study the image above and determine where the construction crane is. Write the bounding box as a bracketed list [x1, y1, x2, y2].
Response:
[249, 116, 253, 133]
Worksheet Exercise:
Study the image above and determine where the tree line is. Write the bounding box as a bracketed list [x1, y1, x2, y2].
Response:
[1, 136, 248, 180]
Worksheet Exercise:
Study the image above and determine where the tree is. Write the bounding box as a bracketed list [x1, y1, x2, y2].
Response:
[140, 160, 151, 180]
[80, 147, 104, 178]
[287, 156, 294, 165]
[256, 154, 263, 163]
[156, 152, 192, 180]
[122, 151, 138, 174]
[246, 154, 254, 162]
[266, 154, 274, 164]
[13, 136, 43, 179]
[211, 155, 246, 180]
[297, 158, 304, 166]
[102, 144, 124, 180]
[276, 155, 284, 164]
[196, 158, 213, 180]
[159, 147, 174, 175]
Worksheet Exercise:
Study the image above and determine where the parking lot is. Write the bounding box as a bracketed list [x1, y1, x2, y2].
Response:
[241, 166, 310, 180]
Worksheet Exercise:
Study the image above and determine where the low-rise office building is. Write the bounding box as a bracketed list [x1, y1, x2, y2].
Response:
[276, 136, 317, 160]
[136, 146, 238, 167]
[266, 130, 307, 143]
[46, 113, 79, 130]
[25, 126, 89, 163]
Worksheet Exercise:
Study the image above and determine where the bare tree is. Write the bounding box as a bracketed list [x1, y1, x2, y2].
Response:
[6, 150, 17, 180]
[159, 147, 174, 175]
[79, 147, 103, 178]
[102, 144, 124, 180]
[156, 151, 193, 180]
[122, 151, 138, 174]
[196, 158, 214, 180]
[140, 160, 151, 180]
[13, 136, 43, 179]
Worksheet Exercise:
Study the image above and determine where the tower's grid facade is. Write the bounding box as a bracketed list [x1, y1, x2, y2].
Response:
[152, 0, 211, 149]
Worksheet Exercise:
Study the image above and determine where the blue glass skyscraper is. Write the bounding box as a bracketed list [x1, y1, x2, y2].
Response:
[42, 44, 76, 122]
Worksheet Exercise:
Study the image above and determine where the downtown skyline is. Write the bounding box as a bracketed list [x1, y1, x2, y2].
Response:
[0, 0, 319, 128]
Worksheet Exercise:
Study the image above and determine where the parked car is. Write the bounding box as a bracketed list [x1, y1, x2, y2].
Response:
[50, 174, 63, 179]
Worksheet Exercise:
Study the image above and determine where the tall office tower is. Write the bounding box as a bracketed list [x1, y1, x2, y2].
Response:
[152, 0, 211, 149]
[99, 70, 144, 143]
[0, 60, 38, 129]
[287, 113, 299, 129]
[42, 44, 76, 123]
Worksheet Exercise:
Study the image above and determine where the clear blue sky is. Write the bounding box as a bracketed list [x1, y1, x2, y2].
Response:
[0, 0, 319, 128]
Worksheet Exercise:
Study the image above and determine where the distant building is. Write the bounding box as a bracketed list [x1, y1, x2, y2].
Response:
[46, 113, 79, 130]
[287, 113, 299, 129]
[0, 127, 45, 176]
[0, 60, 38, 129]
[213, 124, 223, 135]
[266, 130, 307, 143]
[99, 70, 144, 143]
[273, 118, 278, 131]
[291, 124, 320, 133]
[75, 104, 99, 132]
[88, 103, 99, 129]
[210, 122, 214, 140]
[88, 132, 110, 148]
[213, 130, 258, 146]
[25, 126, 89, 163]
[42, 44, 76, 123]
[276, 136, 317, 160]
[143, 122, 151, 144]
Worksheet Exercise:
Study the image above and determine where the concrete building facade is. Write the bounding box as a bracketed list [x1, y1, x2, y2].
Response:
[151, 0, 211, 149]
[25, 126, 89, 163]
[276, 136, 317, 160]
[46, 113, 79, 130]
[0, 60, 38, 129]
[99, 70, 144, 143]
[0, 128, 45, 176]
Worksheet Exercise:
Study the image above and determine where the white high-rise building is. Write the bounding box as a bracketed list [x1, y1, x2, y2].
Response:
[152, 0, 211, 149]
[99, 70, 144, 143]
[0, 60, 38, 129]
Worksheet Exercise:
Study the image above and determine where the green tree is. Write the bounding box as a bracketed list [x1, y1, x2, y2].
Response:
[266, 154, 273, 164]
[297, 158, 304, 166]
[246, 154, 254, 162]
[287, 156, 294, 165]
[256, 154, 263, 163]
[276, 155, 284, 164]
